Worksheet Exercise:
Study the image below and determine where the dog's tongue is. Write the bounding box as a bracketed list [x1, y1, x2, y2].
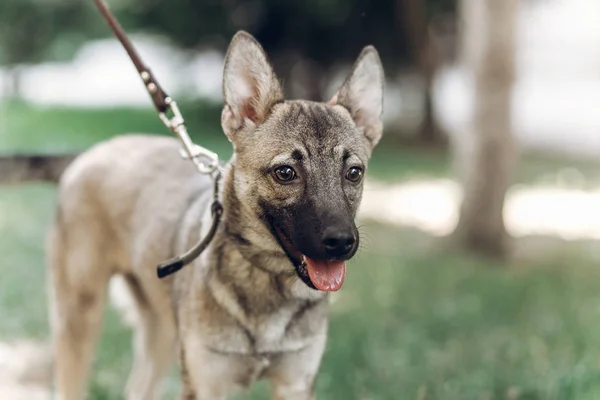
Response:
[304, 257, 346, 292]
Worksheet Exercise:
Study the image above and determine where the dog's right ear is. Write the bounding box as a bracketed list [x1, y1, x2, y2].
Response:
[221, 31, 283, 140]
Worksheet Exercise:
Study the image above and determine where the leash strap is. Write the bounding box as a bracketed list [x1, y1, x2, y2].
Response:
[91, 0, 219, 175]
[91, 0, 223, 278]
[92, 0, 169, 113]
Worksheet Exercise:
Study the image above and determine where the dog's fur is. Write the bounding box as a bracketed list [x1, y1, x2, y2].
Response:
[1, 31, 384, 399]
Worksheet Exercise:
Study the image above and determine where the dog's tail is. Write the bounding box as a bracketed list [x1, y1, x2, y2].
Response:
[0, 154, 79, 184]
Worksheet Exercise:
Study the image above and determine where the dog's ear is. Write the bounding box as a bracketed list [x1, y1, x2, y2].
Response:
[221, 31, 283, 139]
[329, 46, 384, 147]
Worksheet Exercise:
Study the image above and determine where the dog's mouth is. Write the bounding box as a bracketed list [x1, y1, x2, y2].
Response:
[303, 256, 347, 292]
[272, 226, 346, 292]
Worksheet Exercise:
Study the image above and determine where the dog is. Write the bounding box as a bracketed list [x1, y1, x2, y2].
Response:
[0, 31, 384, 399]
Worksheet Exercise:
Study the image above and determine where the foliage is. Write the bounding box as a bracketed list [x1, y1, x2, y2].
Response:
[118, 0, 456, 71]
[0, 0, 457, 68]
[0, 0, 103, 66]
[4, 187, 600, 399]
[0, 0, 457, 101]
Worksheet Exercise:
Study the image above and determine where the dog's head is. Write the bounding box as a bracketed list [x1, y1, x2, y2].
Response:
[221, 31, 384, 292]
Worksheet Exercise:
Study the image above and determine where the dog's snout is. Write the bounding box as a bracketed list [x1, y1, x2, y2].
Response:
[322, 227, 356, 258]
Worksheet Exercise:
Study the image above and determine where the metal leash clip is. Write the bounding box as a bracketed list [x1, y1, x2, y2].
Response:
[155, 98, 223, 279]
[155, 97, 224, 278]
[157, 97, 220, 175]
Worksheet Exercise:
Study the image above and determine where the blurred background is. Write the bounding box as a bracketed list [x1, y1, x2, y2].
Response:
[2, 0, 600, 398]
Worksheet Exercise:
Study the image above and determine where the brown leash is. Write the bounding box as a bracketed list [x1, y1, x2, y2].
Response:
[91, 0, 169, 113]
[91, 0, 223, 278]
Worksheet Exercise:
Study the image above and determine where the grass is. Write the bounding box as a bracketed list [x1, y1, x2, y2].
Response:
[0, 100, 232, 157]
[2, 101, 600, 399]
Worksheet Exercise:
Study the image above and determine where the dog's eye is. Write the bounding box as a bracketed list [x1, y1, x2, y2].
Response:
[346, 167, 363, 183]
[273, 166, 297, 183]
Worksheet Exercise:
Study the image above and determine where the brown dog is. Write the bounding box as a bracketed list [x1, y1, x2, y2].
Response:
[0, 31, 384, 399]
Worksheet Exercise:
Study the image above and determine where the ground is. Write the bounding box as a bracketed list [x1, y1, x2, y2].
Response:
[2, 102, 600, 399]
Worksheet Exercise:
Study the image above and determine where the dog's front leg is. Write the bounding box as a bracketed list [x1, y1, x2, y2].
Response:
[270, 382, 316, 400]
[267, 336, 327, 400]
[268, 361, 318, 400]
[178, 349, 228, 400]
[180, 336, 256, 400]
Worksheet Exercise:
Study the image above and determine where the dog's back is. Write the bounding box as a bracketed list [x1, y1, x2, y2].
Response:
[52, 133, 211, 272]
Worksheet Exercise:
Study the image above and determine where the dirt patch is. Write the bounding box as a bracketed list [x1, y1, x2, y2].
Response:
[0, 339, 52, 399]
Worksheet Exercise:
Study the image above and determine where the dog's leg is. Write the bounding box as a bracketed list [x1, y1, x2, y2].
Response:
[123, 274, 176, 400]
[177, 351, 198, 400]
[267, 337, 326, 400]
[269, 371, 317, 400]
[179, 337, 251, 400]
[48, 223, 111, 400]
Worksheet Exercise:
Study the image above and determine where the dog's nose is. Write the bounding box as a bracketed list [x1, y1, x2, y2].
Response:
[322, 228, 356, 258]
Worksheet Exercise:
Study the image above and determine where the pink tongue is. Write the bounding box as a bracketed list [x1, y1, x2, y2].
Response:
[305, 257, 347, 292]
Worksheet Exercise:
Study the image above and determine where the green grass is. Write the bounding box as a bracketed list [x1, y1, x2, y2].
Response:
[3, 101, 600, 399]
[0, 100, 233, 157]
[325, 227, 600, 400]
[4, 187, 600, 399]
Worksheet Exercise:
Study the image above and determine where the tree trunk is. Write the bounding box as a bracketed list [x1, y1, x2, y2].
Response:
[451, 0, 518, 257]
[398, 0, 443, 143]
[4, 66, 23, 98]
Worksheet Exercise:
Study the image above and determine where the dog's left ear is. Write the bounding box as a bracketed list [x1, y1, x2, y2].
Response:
[329, 46, 384, 147]
[221, 31, 283, 139]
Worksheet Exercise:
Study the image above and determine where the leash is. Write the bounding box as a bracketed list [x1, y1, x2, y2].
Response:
[91, 0, 223, 278]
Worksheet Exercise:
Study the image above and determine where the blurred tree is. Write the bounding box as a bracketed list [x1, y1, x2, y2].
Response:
[118, 0, 456, 104]
[398, 0, 437, 142]
[397, 0, 457, 143]
[2, 0, 458, 142]
[0, 0, 100, 97]
[451, 0, 517, 257]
